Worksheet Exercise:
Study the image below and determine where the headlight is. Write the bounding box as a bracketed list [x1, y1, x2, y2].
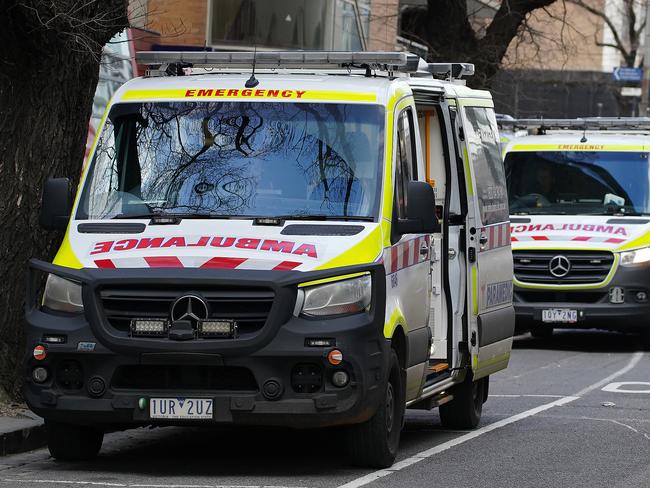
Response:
[620, 246, 650, 266]
[43, 274, 83, 313]
[300, 274, 371, 317]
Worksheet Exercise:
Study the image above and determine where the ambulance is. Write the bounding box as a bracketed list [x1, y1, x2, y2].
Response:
[502, 118, 650, 347]
[25, 51, 514, 468]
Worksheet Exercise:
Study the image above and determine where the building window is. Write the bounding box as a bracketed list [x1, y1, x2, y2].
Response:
[208, 0, 367, 50]
[209, 0, 328, 49]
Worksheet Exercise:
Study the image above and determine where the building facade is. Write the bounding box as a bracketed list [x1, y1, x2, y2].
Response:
[139, 0, 399, 51]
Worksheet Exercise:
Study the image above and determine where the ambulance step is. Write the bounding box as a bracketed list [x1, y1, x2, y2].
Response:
[428, 362, 449, 373]
[408, 391, 454, 411]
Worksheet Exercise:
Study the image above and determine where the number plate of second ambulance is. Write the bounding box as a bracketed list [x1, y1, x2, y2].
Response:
[541, 309, 577, 323]
[149, 398, 213, 419]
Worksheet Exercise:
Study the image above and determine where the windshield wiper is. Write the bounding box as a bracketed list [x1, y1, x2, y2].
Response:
[256, 214, 375, 222]
[112, 212, 233, 220]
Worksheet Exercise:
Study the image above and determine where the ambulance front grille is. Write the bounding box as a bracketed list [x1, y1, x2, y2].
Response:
[99, 286, 275, 337]
[513, 250, 614, 285]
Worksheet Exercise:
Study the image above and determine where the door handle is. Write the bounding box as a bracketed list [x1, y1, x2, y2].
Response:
[479, 232, 488, 249]
[420, 242, 429, 257]
[448, 248, 457, 260]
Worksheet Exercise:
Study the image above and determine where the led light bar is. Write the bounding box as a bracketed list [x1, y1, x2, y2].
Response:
[137, 51, 421, 73]
[130, 319, 168, 337]
[498, 117, 650, 130]
[199, 319, 236, 338]
[428, 63, 475, 79]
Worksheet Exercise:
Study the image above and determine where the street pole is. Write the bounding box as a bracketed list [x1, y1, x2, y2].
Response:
[641, 0, 650, 114]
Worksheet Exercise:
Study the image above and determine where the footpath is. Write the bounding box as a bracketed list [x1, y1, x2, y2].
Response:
[0, 401, 45, 456]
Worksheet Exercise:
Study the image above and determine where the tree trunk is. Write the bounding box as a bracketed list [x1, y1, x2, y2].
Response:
[401, 0, 558, 88]
[0, 1, 128, 397]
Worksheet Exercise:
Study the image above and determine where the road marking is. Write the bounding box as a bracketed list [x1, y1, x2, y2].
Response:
[491, 394, 565, 398]
[574, 351, 644, 397]
[338, 351, 645, 488]
[602, 381, 650, 394]
[336, 396, 579, 488]
[1, 481, 306, 488]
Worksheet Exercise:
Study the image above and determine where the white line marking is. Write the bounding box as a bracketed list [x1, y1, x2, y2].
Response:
[602, 381, 650, 394]
[338, 351, 645, 488]
[575, 351, 644, 397]
[337, 396, 578, 488]
[491, 394, 565, 398]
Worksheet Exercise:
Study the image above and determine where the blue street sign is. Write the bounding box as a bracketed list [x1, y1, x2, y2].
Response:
[613, 67, 643, 82]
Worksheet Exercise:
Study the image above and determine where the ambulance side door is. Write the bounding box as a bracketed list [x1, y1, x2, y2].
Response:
[391, 104, 432, 400]
[457, 102, 515, 380]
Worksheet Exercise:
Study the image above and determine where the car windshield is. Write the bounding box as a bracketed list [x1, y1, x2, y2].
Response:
[505, 150, 650, 216]
[77, 101, 385, 220]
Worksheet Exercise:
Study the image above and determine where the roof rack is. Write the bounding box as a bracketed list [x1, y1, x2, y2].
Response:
[136, 51, 422, 76]
[427, 63, 474, 79]
[498, 117, 650, 131]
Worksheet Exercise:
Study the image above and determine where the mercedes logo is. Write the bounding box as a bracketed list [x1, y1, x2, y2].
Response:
[549, 255, 571, 278]
[170, 295, 209, 328]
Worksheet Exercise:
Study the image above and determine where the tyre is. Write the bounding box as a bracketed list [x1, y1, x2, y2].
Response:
[439, 372, 485, 429]
[530, 325, 553, 339]
[46, 421, 103, 461]
[346, 349, 404, 468]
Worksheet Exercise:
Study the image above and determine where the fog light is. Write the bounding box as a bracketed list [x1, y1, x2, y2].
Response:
[32, 367, 48, 383]
[33, 345, 47, 361]
[262, 379, 283, 400]
[87, 376, 106, 397]
[332, 370, 349, 388]
[42, 334, 66, 344]
[130, 319, 168, 336]
[327, 349, 343, 365]
[636, 291, 647, 302]
[305, 338, 336, 347]
[199, 319, 235, 337]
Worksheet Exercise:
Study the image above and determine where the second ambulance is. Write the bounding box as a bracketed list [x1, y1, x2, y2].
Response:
[503, 118, 650, 347]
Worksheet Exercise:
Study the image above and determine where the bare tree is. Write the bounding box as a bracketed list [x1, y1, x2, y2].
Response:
[569, 0, 646, 68]
[0, 1, 129, 397]
[401, 0, 562, 87]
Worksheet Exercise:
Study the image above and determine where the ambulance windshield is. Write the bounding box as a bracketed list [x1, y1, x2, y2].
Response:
[505, 151, 650, 216]
[77, 101, 384, 220]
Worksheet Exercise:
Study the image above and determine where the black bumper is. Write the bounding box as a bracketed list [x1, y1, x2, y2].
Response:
[24, 260, 388, 429]
[514, 262, 650, 332]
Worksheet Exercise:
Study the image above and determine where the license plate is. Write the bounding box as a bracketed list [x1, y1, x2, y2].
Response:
[541, 309, 578, 323]
[149, 398, 213, 420]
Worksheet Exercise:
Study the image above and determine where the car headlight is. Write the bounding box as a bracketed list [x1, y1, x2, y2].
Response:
[43, 274, 83, 313]
[299, 274, 372, 317]
[619, 246, 650, 266]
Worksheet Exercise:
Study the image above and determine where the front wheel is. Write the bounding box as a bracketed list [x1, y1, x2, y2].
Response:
[345, 349, 404, 468]
[439, 372, 485, 429]
[46, 421, 103, 461]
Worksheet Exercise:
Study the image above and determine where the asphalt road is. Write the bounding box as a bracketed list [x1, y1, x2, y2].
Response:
[1, 330, 648, 488]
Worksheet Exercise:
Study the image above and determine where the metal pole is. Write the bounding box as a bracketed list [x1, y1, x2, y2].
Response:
[640, 0, 650, 114]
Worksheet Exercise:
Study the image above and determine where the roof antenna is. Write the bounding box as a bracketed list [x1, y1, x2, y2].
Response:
[580, 126, 588, 143]
[245, 43, 260, 88]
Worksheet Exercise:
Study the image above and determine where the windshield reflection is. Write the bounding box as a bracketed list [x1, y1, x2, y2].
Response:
[77, 101, 385, 221]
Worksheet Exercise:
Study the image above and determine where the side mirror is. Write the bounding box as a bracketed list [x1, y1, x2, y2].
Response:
[394, 181, 441, 235]
[40, 178, 72, 231]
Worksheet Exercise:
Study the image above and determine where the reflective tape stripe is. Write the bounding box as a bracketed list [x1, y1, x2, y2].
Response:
[509, 144, 646, 152]
[479, 223, 510, 252]
[93, 256, 303, 270]
[382, 236, 428, 274]
[121, 89, 377, 103]
[513, 235, 626, 244]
